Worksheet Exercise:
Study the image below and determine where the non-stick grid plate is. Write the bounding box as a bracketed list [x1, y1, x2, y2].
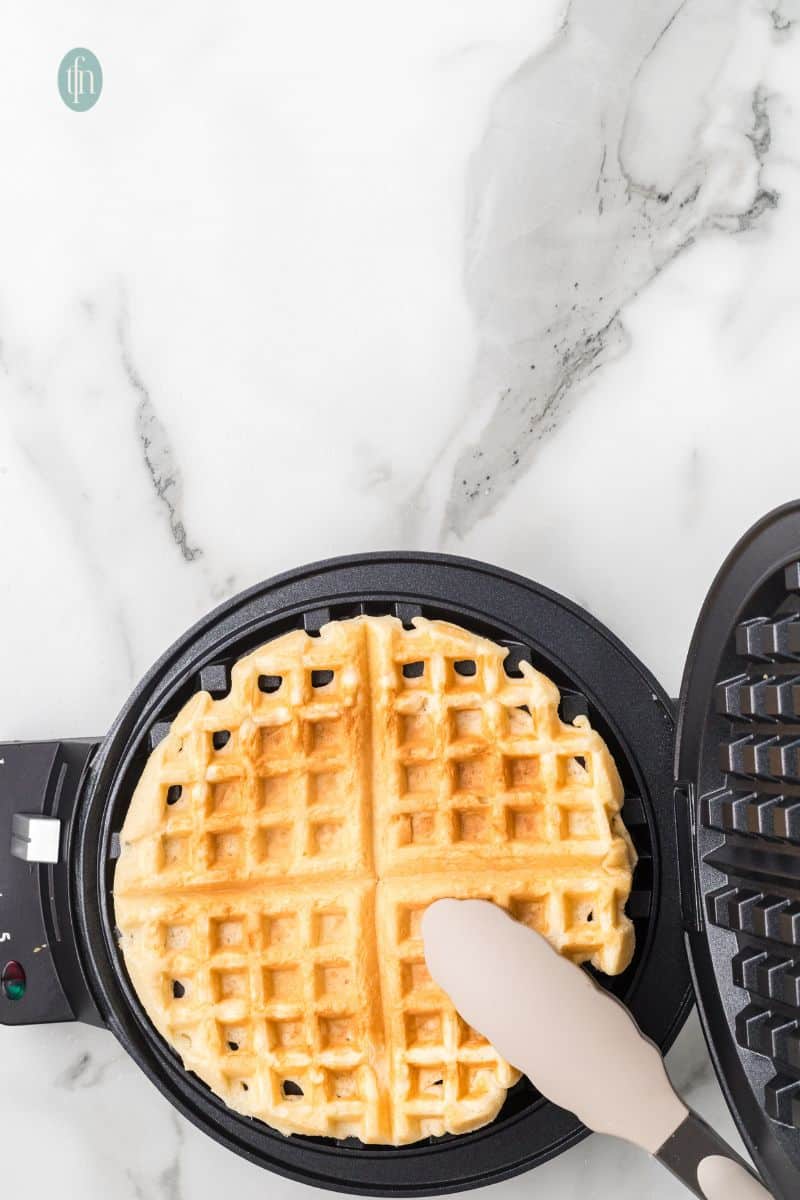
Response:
[678, 501, 800, 1200]
[76, 554, 691, 1194]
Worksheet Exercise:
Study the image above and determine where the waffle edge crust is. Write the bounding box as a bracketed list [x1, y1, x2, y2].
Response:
[114, 615, 636, 1145]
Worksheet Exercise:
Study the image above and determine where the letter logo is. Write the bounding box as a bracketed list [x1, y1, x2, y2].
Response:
[58, 47, 103, 112]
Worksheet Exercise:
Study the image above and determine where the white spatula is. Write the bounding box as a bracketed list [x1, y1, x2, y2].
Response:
[422, 899, 772, 1200]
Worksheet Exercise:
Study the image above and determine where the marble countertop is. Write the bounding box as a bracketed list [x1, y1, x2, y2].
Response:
[2, 0, 798, 1195]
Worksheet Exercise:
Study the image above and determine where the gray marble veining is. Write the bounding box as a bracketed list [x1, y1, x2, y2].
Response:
[440, 0, 784, 537]
[118, 298, 203, 565]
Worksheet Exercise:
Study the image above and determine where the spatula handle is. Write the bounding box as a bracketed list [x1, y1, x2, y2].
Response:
[657, 1111, 772, 1199]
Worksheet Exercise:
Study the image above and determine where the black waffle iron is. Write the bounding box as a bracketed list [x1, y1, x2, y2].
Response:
[2, 503, 800, 1198]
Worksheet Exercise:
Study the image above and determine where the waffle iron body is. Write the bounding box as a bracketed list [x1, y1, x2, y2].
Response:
[0, 511, 794, 1197]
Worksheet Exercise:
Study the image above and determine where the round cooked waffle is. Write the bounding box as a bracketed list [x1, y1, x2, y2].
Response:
[114, 615, 636, 1145]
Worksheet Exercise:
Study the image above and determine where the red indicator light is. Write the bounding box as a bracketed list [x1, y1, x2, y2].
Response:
[1, 960, 26, 1001]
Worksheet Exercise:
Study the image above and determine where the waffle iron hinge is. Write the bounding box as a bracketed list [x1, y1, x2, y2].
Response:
[674, 781, 704, 934]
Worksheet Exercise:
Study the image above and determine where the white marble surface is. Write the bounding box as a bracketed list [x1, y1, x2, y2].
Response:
[1, 0, 798, 1195]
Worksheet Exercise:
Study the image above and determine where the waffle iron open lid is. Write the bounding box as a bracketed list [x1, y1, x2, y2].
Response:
[676, 500, 800, 1200]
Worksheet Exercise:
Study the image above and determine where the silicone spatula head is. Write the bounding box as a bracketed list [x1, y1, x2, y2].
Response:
[422, 898, 687, 1153]
[422, 900, 773, 1199]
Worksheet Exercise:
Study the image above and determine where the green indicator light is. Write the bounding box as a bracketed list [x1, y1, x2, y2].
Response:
[1, 960, 26, 1002]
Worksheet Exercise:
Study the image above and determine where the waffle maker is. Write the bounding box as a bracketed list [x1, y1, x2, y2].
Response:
[2, 502, 800, 1198]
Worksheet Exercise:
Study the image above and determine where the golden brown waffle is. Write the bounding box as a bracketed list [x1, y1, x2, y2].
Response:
[114, 615, 635, 1145]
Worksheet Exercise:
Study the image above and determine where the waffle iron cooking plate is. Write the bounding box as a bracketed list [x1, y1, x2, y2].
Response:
[1, 506, 797, 1197]
[676, 501, 800, 1199]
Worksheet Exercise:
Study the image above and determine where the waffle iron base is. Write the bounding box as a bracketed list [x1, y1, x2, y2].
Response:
[67, 553, 693, 1194]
